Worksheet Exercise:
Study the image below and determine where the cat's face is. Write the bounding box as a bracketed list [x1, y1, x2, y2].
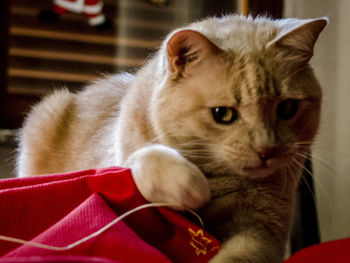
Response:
[151, 16, 327, 179]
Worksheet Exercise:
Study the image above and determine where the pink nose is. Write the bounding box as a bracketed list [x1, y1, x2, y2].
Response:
[256, 147, 278, 161]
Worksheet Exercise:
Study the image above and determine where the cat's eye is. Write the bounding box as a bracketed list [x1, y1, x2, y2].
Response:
[211, 107, 238, 124]
[276, 99, 299, 120]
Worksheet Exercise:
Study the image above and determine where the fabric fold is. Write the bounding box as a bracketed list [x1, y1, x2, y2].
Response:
[0, 167, 220, 263]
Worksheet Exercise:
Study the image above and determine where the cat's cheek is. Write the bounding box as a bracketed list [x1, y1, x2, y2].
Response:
[124, 144, 211, 210]
[292, 110, 320, 142]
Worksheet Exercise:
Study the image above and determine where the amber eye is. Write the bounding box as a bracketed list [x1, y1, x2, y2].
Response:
[277, 99, 299, 120]
[211, 107, 238, 124]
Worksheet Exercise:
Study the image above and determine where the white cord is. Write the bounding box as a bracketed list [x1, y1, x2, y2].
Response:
[0, 202, 204, 251]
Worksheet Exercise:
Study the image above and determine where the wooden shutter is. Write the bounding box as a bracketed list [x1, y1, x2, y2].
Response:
[7, 0, 176, 95]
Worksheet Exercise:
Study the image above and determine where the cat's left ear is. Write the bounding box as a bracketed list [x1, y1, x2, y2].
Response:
[166, 29, 221, 77]
[267, 17, 328, 63]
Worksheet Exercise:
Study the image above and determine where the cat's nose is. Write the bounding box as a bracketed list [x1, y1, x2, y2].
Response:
[256, 147, 278, 161]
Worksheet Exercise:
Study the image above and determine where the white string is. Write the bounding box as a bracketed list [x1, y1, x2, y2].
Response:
[0, 202, 204, 252]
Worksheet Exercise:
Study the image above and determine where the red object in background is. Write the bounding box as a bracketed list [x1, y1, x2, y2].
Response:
[0, 167, 220, 263]
[53, 0, 106, 26]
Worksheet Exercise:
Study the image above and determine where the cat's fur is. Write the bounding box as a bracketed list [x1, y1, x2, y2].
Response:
[17, 15, 328, 262]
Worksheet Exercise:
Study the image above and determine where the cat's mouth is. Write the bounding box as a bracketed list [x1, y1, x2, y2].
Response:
[243, 164, 267, 171]
[241, 161, 280, 179]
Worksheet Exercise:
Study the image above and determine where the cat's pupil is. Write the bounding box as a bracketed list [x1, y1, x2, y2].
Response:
[211, 107, 238, 124]
[276, 99, 298, 120]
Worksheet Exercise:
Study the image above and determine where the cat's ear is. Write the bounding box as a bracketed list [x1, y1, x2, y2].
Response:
[267, 17, 328, 63]
[166, 29, 221, 76]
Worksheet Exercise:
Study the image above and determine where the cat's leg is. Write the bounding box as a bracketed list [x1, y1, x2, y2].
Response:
[124, 144, 210, 210]
[209, 231, 284, 263]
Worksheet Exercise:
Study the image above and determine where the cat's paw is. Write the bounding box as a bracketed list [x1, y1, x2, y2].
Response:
[125, 144, 210, 210]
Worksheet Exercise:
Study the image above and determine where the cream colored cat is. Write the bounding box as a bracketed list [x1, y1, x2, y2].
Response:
[17, 15, 327, 262]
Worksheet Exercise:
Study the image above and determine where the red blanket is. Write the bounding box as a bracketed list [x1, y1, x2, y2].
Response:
[0, 167, 220, 263]
[285, 237, 350, 263]
[1, 166, 349, 263]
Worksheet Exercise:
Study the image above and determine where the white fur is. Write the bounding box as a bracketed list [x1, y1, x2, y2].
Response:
[124, 144, 210, 210]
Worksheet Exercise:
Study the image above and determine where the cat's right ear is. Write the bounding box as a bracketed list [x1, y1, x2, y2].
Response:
[166, 30, 221, 77]
[267, 17, 328, 64]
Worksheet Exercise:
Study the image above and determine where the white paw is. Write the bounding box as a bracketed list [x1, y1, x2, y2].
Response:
[124, 144, 210, 210]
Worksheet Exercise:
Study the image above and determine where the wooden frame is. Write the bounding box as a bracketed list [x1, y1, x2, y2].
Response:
[1, 1, 39, 129]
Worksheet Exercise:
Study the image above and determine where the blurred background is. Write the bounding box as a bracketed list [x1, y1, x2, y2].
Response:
[284, 0, 350, 248]
[0, 0, 349, 255]
[0, 0, 244, 175]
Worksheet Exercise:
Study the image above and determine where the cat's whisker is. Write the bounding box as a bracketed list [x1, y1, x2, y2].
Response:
[294, 152, 309, 159]
[290, 146, 312, 155]
[147, 133, 219, 155]
[182, 155, 214, 161]
[296, 150, 349, 185]
[178, 146, 215, 155]
[289, 157, 318, 205]
[312, 154, 345, 177]
[295, 140, 350, 161]
[286, 158, 302, 188]
[294, 141, 314, 145]
[290, 164, 301, 191]
[172, 139, 213, 147]
[292, 141, 313, 150]
[312, 147, 350, 158]
[147, 130, 174, 144]
[180, 149, 213, 156]
[280, 162, 288, 196]
[293, 149, 347, 212]
[290, 156, 334, 210]
[222, 144, 253, 156]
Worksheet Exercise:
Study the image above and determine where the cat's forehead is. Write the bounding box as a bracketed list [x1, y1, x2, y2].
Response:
[189, 15, 278, 53]
[206, 53, 308, 107]
[224, 54, 281, 104]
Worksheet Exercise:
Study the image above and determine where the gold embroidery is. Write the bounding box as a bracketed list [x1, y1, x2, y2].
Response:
[210, 246, 220, 252]
[188, 228, 212, 256]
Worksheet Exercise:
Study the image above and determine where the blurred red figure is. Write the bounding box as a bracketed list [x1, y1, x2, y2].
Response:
[39, 0, 111, 31]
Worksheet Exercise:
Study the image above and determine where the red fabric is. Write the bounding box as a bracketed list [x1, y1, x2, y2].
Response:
[0, 167, 220, 263]
[284, 238, 350, 263]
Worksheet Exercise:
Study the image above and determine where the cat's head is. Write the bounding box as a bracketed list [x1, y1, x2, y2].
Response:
[151, 15, 328, 179]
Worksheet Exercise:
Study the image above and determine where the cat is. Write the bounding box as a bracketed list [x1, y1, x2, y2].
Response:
[17, 15, 328, 262]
